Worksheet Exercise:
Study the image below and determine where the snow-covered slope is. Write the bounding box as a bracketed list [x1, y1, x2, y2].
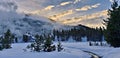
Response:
[63, 42, 120, 58]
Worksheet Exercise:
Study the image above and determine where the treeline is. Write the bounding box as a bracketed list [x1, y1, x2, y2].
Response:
[0, 24, 104, 51]
[0, 29, 63, 52]
[53, 24, 104, 42]
[22, 25, 104, 42]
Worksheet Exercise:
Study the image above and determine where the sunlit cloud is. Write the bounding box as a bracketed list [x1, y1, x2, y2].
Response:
[48, 10, 74, 21]
[85, 23, 104, 28]
[60, 1, 72, 6]
[76, 5, 92, 11]
[91, 3, 100, 8]
[44, 5, 55, 10]
[29, 5, 55, 15]
[75, 3, 101, 11]
[62, 10, 107, 26]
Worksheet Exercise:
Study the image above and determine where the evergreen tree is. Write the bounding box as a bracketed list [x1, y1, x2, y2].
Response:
[28, 34, 44, 52]
[2, 29, 13, 49]
[34, 34, 43, 52]
[23, 34, 29, 42]
[43, 36, 53, 52]
[27, 34, 56, 52]
[0, 37, 3, 50]
[104, 0, 120, 47]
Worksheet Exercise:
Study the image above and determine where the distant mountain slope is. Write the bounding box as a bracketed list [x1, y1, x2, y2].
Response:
[0, 2, 59, 36]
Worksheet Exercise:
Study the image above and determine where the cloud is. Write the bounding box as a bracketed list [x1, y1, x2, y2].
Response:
[48, 10, 74, 21]
[75, 5, 92, 11]
[91, 3, 100, 8]
[31, 1, 72, 15]
[60, 1, 72, 6]
[44, 5, 55, 10]
[29, 5, 55, 15]
[75, 3, 101, 11]
[73, 0, 81, 4]
[109, 0, 114, 3]
[62, 10, 107, 27]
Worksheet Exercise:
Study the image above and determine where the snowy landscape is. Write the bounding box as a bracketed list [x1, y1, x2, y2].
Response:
[0, 42, 120, 58]
[0, 0, 120, 58]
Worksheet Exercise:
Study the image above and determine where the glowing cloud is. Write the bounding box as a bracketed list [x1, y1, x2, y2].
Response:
[76, 5, 92, 11]
[62, 10, 107, 25]
[91, 3, 100, 8]
[29, 5, 55, 15]
[75, 3, 101, 11]
[48, 10, 74, 21]
[60, 1, 72, 6]
[44, 5, 55, 10]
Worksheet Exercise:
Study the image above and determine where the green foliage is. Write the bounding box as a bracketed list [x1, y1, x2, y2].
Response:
[0, 29, 14, 49]
[28, 34, 44, 52]
[28, 34, 56, 52]
[104, 0, 120, 47]
[44, 36, 53, 52]
[33, 34, 44, 52]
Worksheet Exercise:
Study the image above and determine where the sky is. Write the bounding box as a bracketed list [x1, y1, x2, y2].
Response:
[0, 0, 115, 28]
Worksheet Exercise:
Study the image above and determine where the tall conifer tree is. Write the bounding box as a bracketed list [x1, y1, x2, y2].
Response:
[104, 0, 120, 47]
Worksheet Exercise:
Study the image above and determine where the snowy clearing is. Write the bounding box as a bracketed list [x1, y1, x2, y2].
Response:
[0, 43, 90, 58]
[0, 42, 120, 58]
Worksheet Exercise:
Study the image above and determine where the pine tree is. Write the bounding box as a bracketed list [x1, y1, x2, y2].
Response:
[2, 29, 13, 49]
[104, 0, 120, 47]
[34, 34, 43, 52]
[28, 34, 56, 52]
[23, 34, 29, 42]
[0, 37, 3, 50]
[44, 36, 53, 52]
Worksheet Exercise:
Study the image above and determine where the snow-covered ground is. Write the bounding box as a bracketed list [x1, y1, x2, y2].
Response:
[0, 42, 120, 58]
[63, 42, 120, 58]
[0, 43, 90, 58]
